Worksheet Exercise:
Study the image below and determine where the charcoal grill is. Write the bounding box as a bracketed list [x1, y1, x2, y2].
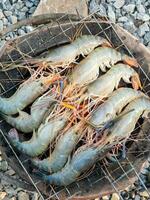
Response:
[0, 12, 150, 200]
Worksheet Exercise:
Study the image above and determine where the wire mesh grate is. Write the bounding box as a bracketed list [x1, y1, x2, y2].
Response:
[0, 10, 150, 200]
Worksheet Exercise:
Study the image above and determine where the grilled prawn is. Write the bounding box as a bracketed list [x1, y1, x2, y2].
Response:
[0, 75, 59, 115]
[35, 146, 100, 186]
[32, 123, 83, 173]
[0, 94, 56, 133]
[24, 35, 111, 67]
[102, 96, 150, 146]
[86, 63, 141, 98]
[89, 88, 144, 127]
[69, 47, 138, 87]
[8, 113, 70, 157]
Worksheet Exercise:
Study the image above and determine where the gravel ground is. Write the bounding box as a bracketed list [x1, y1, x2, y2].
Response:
[0, 0, 150, 200]
[89, 0, 150, 48]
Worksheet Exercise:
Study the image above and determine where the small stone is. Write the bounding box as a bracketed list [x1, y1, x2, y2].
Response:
[2, 17, 8, 25]
[25, 25, 33, 33]
[25, 1, 34, 8]
[111, 193, 120, 200]
[18, 29, 26, 35]
[138, 23, 149, 37]
[21, 7, 29, 12]
[107, 6, 116, 22]
[17, 12, 26, 20]
[16, 0, 24, 9]
[0, 160, 8, 171]
[123, 4, 135, 13]
[28, 6, 37, 14]
[0, 10, 4, 19]
[8, 15, 17, 24]
[0, 20, 3, 31]
[102, 195, 109, 200]
[4, 10, 12, 16]
[137, 4, 145, 14]
[98, 4, 106, 16]
[18, 191, 29, 200]
[124, 21, 136, 33]
[114, 0, 125, 9]
[139, 191, 149, 198]
[144, 32, 150, 44]
[118, 16, 128, 22]
[135, 195, 141, 200]
[136, 13, 150, 21]
[32, 192, 39, 200]
[0, 192, 6, 200]
[5, 187, 17, 198]
[6, 168, 15, 176]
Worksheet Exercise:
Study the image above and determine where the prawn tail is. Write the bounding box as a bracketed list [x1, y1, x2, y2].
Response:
[122, 55, 138, 67]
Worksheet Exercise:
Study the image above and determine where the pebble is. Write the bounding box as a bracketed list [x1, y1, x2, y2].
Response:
[114, 0, 125, 9]
[25, 1, 34, 8]
[28, 6, 37, 14]
[102, 195, 109, 200]
[17, 12, 26, 20]
[0, 20, 3, 31]
[5, 187, 17, 197]
[138, 23, 149, 37]
[107, 6, 116, 22]
[18, 191, 30, 200]
[118, 16, 128, 22]
[139, 191, 149, 198]
[0, 192, 7, 200]
[2, 17, 8, 25]
[0, 10, 4, 19]
[135, 195, 141, 200]
[32, 192, 39, 200]
[0, 160, 8, 171]
[5, 168, 15, 176]
[136, 13, 150, 21]
[137, 4, 146, 14]
[98, 4, 107, 16]
[18, 29, 26, 35]
[111, 193, 120, 200]
[123, 4, 135, 13]
[4, 10, 12, 16]
[15, 0, 24, 9]
[8, 15, 17, 24]
[25, 25, 34, 33]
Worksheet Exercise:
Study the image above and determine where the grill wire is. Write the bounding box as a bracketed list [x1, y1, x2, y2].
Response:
[0, 9, 150, 200]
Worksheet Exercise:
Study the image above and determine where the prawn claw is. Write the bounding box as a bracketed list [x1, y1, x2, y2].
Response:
[8, 128, 19, 141]
[131, 74, 142, 90]
[123, 56, 138, 67]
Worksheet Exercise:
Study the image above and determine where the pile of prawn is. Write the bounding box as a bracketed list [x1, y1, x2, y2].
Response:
[1, 34, 150, 187]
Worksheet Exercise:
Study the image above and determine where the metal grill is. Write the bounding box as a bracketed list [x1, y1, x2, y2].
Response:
[0, 10, 150, 200]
